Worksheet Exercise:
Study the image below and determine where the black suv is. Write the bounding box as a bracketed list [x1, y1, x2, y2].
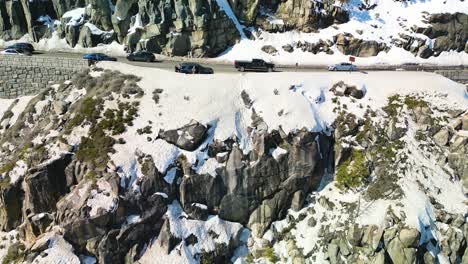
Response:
[126, 51, 156, 62]
[7, 43, 34, 54]
[175, 63, 214, 74]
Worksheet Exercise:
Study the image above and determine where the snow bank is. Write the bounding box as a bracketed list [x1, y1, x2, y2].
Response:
[98, 61, 467, 191]
[0, 32, 127, 57]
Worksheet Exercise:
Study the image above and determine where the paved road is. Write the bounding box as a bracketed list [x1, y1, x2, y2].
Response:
[32, 50, 468, 77]
[35, 50, 327, 73]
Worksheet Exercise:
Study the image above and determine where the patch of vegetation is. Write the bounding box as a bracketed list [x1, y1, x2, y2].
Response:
[85, 171, 98, 187]
[245, 253, 254, 264]
[27, 145, 48, 167]
[152, 88, 164, 104]
[72, 70, 142, 96]
[366, 172, 401, 200]
[137, 125, 152, 135]
[71, 98, 139, 167]
[355, 112, 372, 143]
[2, 243, 25, 264]
[262, 247, 278, 263]
[99, 102, 139, 135]
[382, 95, 403, 117]
[277, 221, 297, 240]
[65, 97, 104, 133]
[374, 139, 404, 161]
[0, 160, 16, 175]
[404, 96, 428, 110]
[1, 110, 13, 121]
[335, 149, 369, 190]
[335, 111, 359, 138]
[140, 158, 154, 177]
[415, 130, 425, 141]
[75, 127, 115, 168]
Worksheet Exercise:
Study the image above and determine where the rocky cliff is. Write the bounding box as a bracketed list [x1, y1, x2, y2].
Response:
[0, 63, 466, 263]
[0, 0, 466, 61]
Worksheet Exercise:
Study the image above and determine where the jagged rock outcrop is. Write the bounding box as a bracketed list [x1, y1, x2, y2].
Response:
[394, 12, 468, 58]
[418, 13, 468, 55]
[257, 0, 349, 32]
[0, 180, 23, 231]
[22, 154, 72, 216]
[334, 33, 388, 57]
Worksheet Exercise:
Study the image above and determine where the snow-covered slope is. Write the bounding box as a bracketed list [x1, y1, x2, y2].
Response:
[0, 63, 466, 263]
[219, 0, 468, 65]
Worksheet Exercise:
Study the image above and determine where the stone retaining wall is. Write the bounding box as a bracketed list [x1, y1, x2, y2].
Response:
[0, 55, 88, 98]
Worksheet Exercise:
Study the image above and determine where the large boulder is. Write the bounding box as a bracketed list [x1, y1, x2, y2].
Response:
[78, 23, 116, 48]
[22, 155, 72, 215]
[334, 33, 387, 57]
[398, 228, 420, 248]
[179, 173, 226, 212]
[0, 180, 23, 231]
[160, 121, 208, 151]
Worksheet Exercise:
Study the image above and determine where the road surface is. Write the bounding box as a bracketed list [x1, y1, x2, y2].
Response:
[17, 51, 468, 81]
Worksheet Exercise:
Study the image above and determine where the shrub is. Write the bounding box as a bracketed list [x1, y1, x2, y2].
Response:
[262, 247, 278, 263]
[2, 243, 25, 264]
[415, 130, 425, 141]
[404, 96, 428, 110]
[75, 127, 115, 168]
[335, 149, 369, 190]
[137, 126, 152, 135]
[0, 160, 16, 174]
[382, 95, 402, 117]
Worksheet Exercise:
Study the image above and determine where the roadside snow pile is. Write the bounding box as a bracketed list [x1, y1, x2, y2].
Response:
[0, 33, 126, 57]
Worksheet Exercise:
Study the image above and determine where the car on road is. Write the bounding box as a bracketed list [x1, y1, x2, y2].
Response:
[234, 59, 275, 72]
[83, 53, 117, 62]
[1, 49, 28, 56]
[328, 62, 358, 71]
[126, 51, 156, 62]
[6, 43, 34, 54]
[175, 63, 214, 74]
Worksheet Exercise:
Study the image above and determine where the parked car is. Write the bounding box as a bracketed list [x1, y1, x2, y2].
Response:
[6, 42, 34, 54]
[234, 59, 275, 72]
[175, 63, 214, 74]
[83, 53, 117, 62]
[1, 49, 27, 56]
[328, 63, 358, 71]
[127, 51, 156, 62]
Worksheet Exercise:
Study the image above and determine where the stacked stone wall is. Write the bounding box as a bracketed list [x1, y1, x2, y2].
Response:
[0, 55, 88, 98]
